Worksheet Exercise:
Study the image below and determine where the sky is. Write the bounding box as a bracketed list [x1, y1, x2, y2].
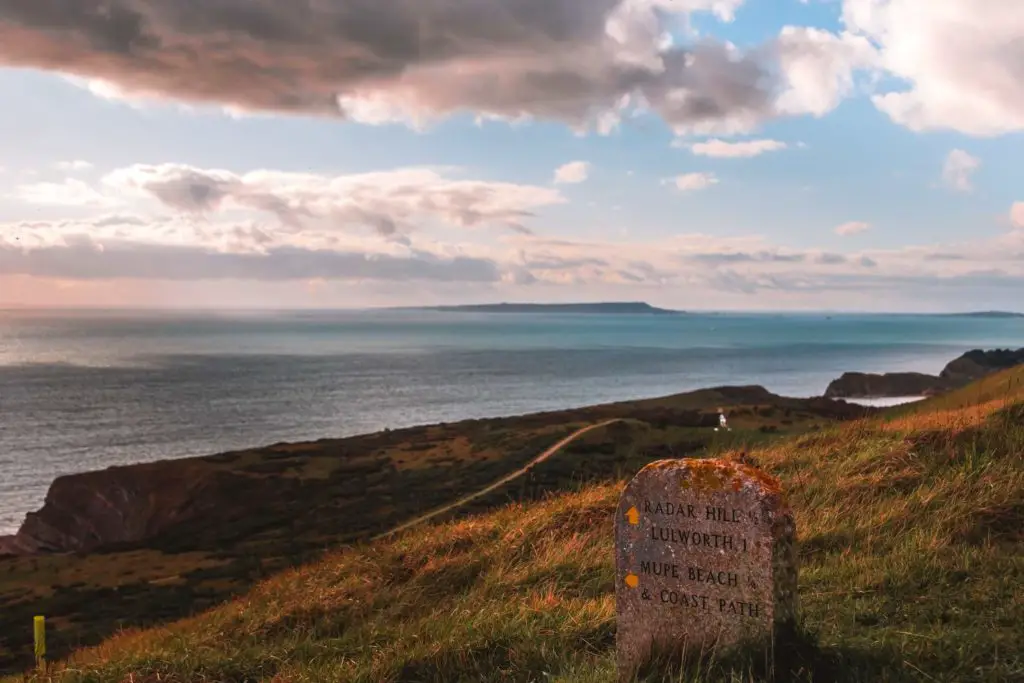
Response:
[0, 0, 1022, 312]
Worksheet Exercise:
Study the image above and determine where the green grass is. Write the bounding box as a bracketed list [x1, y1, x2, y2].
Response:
[6, 369, 1023, 682]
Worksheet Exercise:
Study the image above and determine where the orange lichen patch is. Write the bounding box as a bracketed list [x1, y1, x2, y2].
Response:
[637, 458, 784, 495]
[687, 460, 732, 491]
[692, 458, 784, 496]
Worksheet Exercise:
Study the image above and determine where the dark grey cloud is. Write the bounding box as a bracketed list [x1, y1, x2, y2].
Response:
[521, 255, 610, 269]
[0, 240, 501, 282]
[141, 169, 239, 213]
[0, 0, 794, 132]
[92, 214, 147, 228]
[690, 250, 806, 264]
[815, 252, 846, 264]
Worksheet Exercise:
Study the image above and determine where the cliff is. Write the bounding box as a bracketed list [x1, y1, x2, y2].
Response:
[939, 347, 1024, 383]
[0, 459, 293, 556]
[825, 347, 1024, 398]
[823, 371, 954, 399]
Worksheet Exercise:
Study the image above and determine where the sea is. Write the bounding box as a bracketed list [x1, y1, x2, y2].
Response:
[1, 309, 1022, 534]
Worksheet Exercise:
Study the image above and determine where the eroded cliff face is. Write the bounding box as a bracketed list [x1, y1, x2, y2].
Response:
[824, 372, 954, 398]
[941, 348, 1024, 383]
[0, 457, 297, 556]
[825, 348, 1024, 399]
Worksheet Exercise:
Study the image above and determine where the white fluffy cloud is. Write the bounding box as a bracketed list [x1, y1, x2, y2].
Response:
[554, 161, 590, 184]
[671, 172, 719, 191]
[774, 26, 878, 117]
[835, 220, 870, 236]
[941, 149, 980, 192]
[683, 138, 789, 157]
[1011, 202, 1024, 229]
[843, 0, 1024, 135]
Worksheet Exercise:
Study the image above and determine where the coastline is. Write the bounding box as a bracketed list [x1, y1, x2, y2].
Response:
[1, 338, 1019, 537]
[0, 383, 879, 555]
[0, 386, 927, 538]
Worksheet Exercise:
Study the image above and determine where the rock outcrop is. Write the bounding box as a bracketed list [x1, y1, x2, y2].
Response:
[0, 457, 302, 556]
[825, 347, 1024, 399]
[824, 372, 954, 399]
[939, 348, 1024, 383]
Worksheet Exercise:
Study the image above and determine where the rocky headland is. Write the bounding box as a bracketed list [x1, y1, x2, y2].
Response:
[824, 347, 1024, 399]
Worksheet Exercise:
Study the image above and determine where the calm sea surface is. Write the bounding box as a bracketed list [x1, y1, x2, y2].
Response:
[1, 309, 1022, 533]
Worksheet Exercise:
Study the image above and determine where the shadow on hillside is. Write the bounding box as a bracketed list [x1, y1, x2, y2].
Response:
[385, 623, 909, 683]
[394, 622, 617, 683]
[635, 626, 912, 683]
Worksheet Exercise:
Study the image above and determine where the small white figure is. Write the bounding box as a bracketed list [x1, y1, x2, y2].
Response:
[717, 411, 731, 432]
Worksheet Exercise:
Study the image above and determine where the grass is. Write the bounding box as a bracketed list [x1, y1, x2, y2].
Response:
[1, 386, 860, 671]
[5, 373, 1023, 681]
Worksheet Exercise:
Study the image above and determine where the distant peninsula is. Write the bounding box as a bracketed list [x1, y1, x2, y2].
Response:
[416, 302, 684, 315]
[933, 311, 1024, 318]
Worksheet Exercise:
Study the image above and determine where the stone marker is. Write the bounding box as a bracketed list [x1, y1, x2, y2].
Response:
[615, 458, 797, 681]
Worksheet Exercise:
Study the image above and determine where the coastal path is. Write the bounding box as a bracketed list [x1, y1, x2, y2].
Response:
[372, 418, 624, 541]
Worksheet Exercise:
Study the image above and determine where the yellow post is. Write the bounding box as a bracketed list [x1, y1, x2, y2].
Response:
[33, 615, 46, 670]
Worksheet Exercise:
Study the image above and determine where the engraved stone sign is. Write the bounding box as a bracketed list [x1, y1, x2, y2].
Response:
[615, 458, 797, 681]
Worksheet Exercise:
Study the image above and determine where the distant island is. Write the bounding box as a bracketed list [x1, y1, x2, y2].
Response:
[933, 311, 1024, 318]
[413, 302, 683, 315]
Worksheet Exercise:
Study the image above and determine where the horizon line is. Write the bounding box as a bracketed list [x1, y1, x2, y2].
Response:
[2, 303, 1022, 317]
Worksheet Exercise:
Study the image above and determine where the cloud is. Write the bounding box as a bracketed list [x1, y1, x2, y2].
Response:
[0, 240, 502, 283]
[834, 220, 870, 236]
[689, 251, 806, 264]
[844, 0, 1024, 135]
[499, 225, 1024, 298]
[92, 214, 148, 228]
[683, 138, 789, 157]
[9, 179, 116, 207]
[4, 203, 1024, 305]
[554, 161, 590, 184]
[55, 160, 94, 172]
[98, 163, 564, 236]
[815, 252, 847, 264]
[0, 0, 879, 136]
[773, 26, 878, 117]
[670, 172, 719, 191]
[941, 149, 980, 192]
[1012, 202, 1024, 229]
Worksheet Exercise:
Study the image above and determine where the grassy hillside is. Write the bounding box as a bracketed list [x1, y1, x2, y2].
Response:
[0, 387, 867, 673]
[6, 368, 1022, 682]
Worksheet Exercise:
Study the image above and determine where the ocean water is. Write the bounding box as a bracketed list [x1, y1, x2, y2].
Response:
[1, 309, 1022, 534]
